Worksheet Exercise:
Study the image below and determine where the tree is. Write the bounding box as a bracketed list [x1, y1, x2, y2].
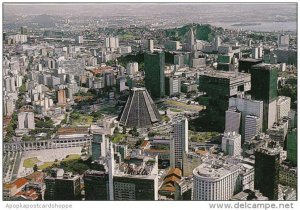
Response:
[114, 127, 119, 134]
[33, 164, 38, 172]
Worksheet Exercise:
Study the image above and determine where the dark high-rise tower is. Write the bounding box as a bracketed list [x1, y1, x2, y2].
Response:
[254, 141, 280, 200]
[251, 63, 278, 131]
[84, 170, 109, 200]
[144, 51, 165, 98]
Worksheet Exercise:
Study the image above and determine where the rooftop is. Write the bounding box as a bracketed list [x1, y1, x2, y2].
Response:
[193, 160, 240, 180]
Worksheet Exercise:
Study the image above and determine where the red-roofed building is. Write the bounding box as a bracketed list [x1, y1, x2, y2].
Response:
[3, 178, 28, 200]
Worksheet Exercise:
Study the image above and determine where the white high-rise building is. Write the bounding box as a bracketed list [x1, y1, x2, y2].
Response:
[4, 77, 16, 92]
[126, 62, 138, 75]
[229, 97, 263, 140]
[105, 36, 119, 49]
[221, 132, 241, 157]
[276, 96, 291, 121]
[225, 107, 241, 133]
[258, 46, 263, 58]
[4, 97, 14, 116]
[170, 117, 188, 170]
[193, 160, 240, 200]
[278, 34, 289, 49]
[148, 39, 154, 53]
[252, 47, 259, 59]
[244, 115, 260, 141]
[18, 112, 35, 129]
[214, 35, 221, 51]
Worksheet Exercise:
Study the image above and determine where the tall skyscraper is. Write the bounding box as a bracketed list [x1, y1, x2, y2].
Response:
[165, 76, 181, 97]
[221, 132, 241, 157]
[225, 106, 241, 134]
[44, 168, 81, 200]
[170, 118, 188, 171]
[276, 96, 291, 121]
[252, 47, 259, 59]
[92, 132, 109, 161]
[113, 155, 158, 200]
[251, 63, 278, 131]
[84, 170, 109, 200]
[148, 39, 154, 53]
[144, 51, 165, 98]
[244, 114, 260, 141]
[229, 96, 263, 141]
[287, 128, 297, 166]
[187, 28, 195, 51]
[254, 141, 280, 200]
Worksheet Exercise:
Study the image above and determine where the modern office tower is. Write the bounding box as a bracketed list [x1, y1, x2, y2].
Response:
[287, 128, 297, 166]
[244, 115, 260, 142]
[198, 70, 251, 130]
[119, 87, 161, 128]
[252, 47, 259, 59]
[187, 28, 195, 51]
[229, 97, 263, 140]
[266, 119, 289, 147]
[18, 112, 35, 130]
[254, 141, 280, 200]
[75, 35, 83, 44]
[276, 96, 291, 121]
[92, 132, 108, 161]
[193, 160, 240, 200]
[57, 89, 67, 105]
[126, 62, 138, 75]
[21, 26, 28, 35]
[251, 64, 278, 131]
[148, 39, 154, 53]
[170, 118, 188, 171]
[165, 76, 181, 96]
[278, 34, 289, 49]
[144, 51, 165, 98]
[84, 170, 109, 200]
[288, 110, 297, 129]
[44, 168, 81, 200]
[225, 106, 241, 133]
[238, 58, 263, 73]
[113, 155, 159, 200]
[221, 132, 241, 156]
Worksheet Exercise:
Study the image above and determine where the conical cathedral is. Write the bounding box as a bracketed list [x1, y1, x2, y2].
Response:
[119, 87, 161, 128]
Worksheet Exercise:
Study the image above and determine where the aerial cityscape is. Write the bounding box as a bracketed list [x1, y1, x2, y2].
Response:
[2, 3, 297, 201]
